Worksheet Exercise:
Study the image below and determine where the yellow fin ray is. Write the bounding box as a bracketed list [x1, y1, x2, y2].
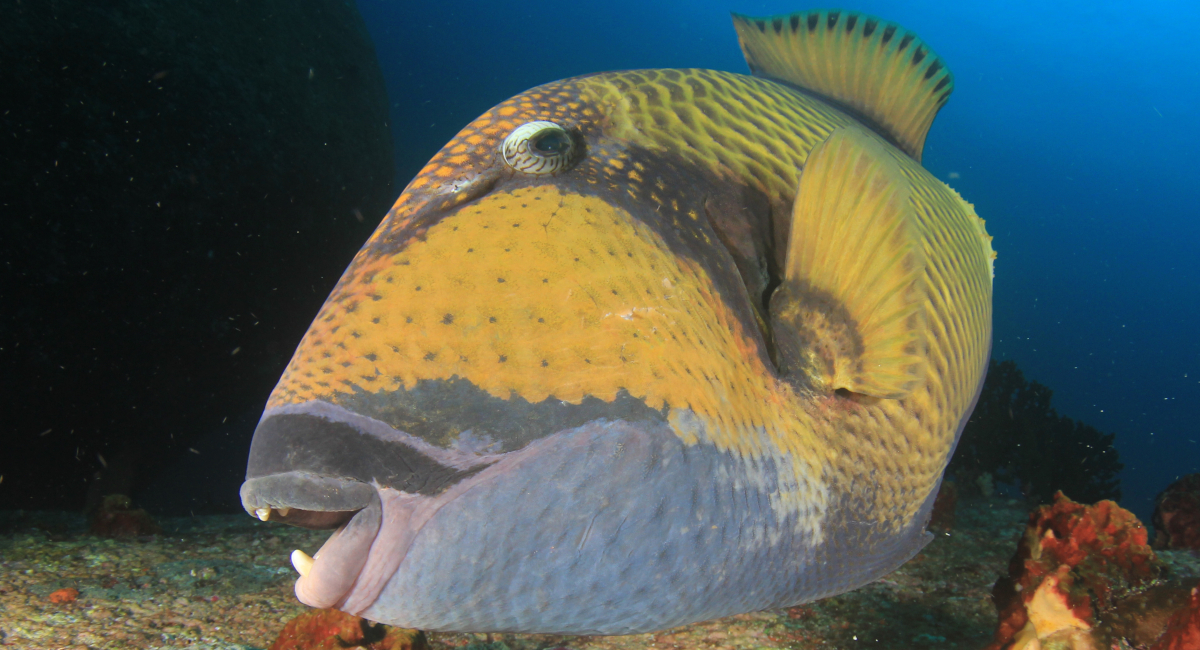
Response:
[771, 127, 926, 399]
[731, 9, 953, 161]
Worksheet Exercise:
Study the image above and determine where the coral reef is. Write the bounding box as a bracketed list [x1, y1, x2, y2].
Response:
[48, 587, 80, 604]
[950, 359, 1122, 504]
[986, 493, 1200, 650]
[1154, 474, 1200, 550]
[270, 609, 426, 650]
[88, 494, 161, 538]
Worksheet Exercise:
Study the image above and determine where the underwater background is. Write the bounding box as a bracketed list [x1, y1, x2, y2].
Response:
[2, 0, 1197, 540]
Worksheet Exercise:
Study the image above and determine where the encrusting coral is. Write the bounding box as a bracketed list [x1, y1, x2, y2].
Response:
[986, 493, 1200, 650]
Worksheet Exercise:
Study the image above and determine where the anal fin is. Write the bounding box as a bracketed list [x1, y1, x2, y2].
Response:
[770, 127, 926, 399]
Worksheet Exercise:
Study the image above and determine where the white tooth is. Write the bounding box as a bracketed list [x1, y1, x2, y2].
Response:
[291, 549, 314, 577]
[255, 508, 271, 522]
[277, 507, 291, 517]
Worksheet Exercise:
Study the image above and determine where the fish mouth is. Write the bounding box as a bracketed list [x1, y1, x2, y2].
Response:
[240, 471, 382, 609]
[239, 401, 499, 611]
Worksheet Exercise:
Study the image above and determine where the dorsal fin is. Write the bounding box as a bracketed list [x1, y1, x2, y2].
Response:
[731, 9, 953, 162]
[769, 126, 926, 399]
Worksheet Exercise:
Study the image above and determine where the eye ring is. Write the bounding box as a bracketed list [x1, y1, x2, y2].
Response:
[501, 121, 579, 175]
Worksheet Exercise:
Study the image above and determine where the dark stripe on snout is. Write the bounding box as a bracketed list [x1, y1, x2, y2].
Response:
[246, 413, 485, 495]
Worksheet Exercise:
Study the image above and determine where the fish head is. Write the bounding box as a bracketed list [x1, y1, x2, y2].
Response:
[240, 73, 800, 634]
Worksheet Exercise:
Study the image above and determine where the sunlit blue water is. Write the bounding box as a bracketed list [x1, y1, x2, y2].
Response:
[355, 0, 1200, 522]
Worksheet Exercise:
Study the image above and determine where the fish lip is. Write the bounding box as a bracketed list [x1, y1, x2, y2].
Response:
[296, 488, 384, 609]
[239, 471, 377, 526]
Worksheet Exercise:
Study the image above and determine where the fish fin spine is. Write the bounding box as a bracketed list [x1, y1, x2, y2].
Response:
[770, 126, 927, 399]
[731, 9, 953, 162]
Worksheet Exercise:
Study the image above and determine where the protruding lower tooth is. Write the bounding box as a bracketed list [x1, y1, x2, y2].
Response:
[277, 507, 291, 517]
[255, 508, 271, 522]
[291, 549, 314, 577]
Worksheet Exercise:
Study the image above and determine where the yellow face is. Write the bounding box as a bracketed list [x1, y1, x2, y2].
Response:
[265, 71, 830, 463]
[261, 68, 990, 537]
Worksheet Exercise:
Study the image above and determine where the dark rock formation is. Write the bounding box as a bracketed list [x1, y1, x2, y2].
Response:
[1154, 474, 1200, 550]
[1, 0, 395, 510]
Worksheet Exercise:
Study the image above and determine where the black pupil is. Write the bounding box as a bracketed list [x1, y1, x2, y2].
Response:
[531, 130, 569, 155]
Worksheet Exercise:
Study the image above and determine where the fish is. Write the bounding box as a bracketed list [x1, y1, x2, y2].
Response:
[240, 7, 996, 635]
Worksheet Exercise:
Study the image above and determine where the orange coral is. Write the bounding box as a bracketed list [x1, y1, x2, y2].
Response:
[48, 587, 79, 604]
[270, 609, 426, 650]
[987, 492, 1162, 650]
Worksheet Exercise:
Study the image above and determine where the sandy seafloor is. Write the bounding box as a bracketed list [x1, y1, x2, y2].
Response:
[2, 497, 1198, 650]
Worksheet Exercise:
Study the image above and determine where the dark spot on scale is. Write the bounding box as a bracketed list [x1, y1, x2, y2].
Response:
[845, 14, 857, 32]
[574, 257, 580, 262]
[365, 353, 377, 362]
[405, 316, 413, 324]
[489, 316, 497, 323]
[882, 24, 896, 44]
[371, 294, 382, 301]
[772, 17, 783, 34]
[585, 358, 592, 364]
[537, 317, 544, 323]
[925, 59, 943, 79]
[424, 352, 437, 361]
[442, 313, 455, 324]
[497, 277, 506, 283]
[542, 278, 549, 283]
[371, 317, 380, 324]
[498, 355, 507, 363]
[521, 204, 527, 208]
[807, 13, 819, 30]
[790, 14, 800, 31]
[939, 90, 951, 103]
[898, 34, 914, 52]
[755, 19, 766, 31]
[827, 11, 839, 29]
[512, 223, 520, 228]
[912, 46, 927, 65]
[541, 359, 549, 367]
[467, 248, 474, 253]
[933, 76, 951, 93]
[415, 286, 422, 291]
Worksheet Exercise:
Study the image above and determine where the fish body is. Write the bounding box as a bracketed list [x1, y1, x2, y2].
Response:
[241, 9, 995, 634]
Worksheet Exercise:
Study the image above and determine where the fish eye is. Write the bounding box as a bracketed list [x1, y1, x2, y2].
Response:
[501, 121, 579, 175]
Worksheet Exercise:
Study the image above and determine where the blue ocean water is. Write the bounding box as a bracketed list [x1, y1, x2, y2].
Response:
[355, 0, 1200, 522]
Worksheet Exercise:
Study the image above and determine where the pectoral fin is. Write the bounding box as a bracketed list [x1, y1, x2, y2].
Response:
[770, 126, 926, 399]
